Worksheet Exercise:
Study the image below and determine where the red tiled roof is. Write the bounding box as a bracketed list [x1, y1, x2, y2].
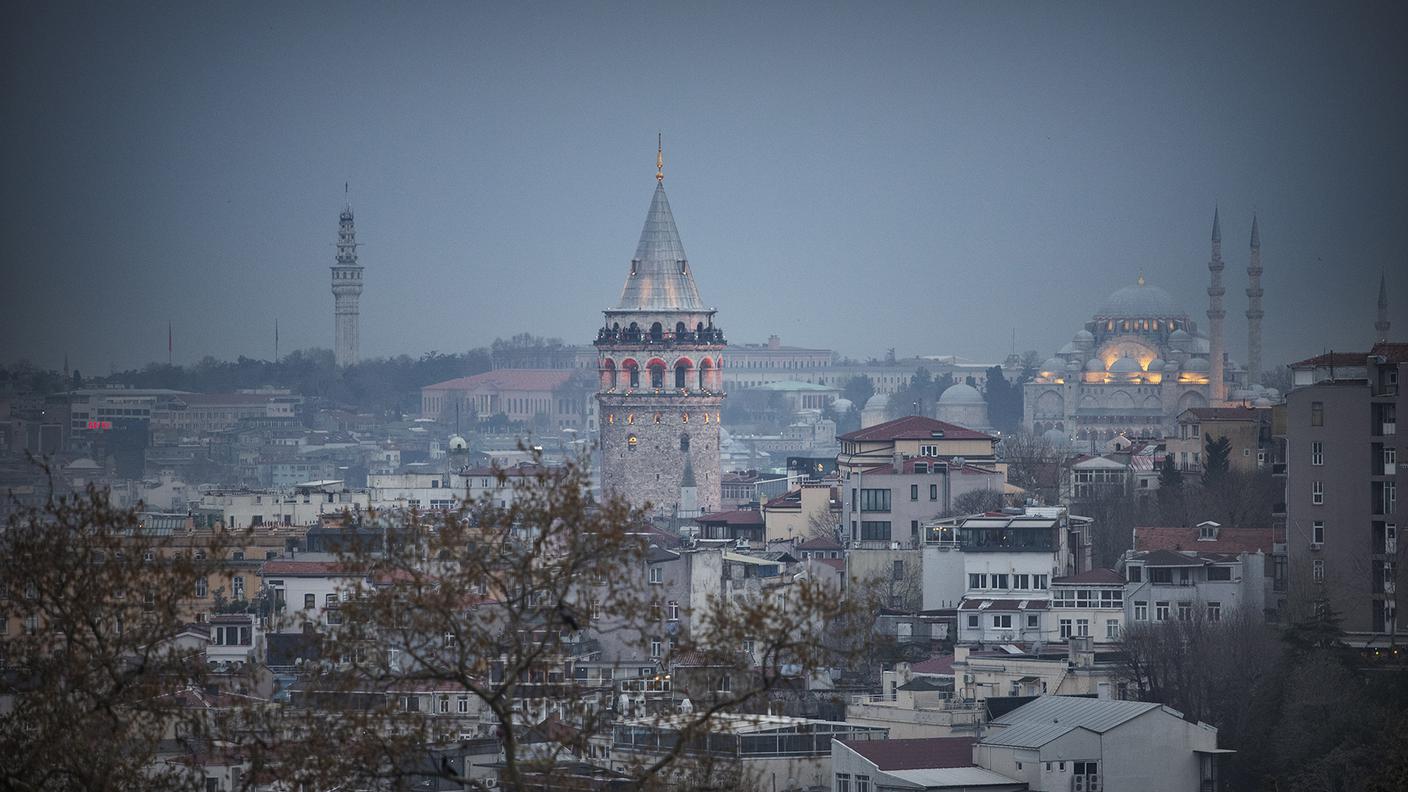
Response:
[814, 557, 845, 573]
[797, 536, 842, 550]
[839, 737, 976, 771]
[423, 370, 572, 393]
[1289, 351, 1366, 368]
[259, 560, 361, 577]
[1133, 526, 1274, 554]
[838, 415, 994, 443]
[1372, 342, 1408, 363]
[697, 509, 764, 526]
[1052, 568, 1125, 585]
[909, 654, 955, 675]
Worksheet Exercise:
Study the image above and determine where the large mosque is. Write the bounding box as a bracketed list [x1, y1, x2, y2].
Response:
[1023, 210, 1271, 442]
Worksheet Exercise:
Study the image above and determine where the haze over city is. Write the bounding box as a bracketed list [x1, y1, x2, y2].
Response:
[4, 1, 1406, 373]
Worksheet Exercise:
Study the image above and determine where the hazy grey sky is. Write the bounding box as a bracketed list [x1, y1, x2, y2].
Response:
[4, 1, 1405, 374]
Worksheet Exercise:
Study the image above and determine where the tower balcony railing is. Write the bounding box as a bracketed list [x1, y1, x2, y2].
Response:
[595, 327, 727, 346]
[599, 386, 723, 398]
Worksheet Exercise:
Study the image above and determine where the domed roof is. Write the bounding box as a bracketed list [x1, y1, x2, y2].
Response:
[1109, 357, 1142, 374]
[1168, 328, 1191, 343]
[1097, 278, 1184, 318]
[939, 383, 984, 404]
[1066, 359, 1084, 371]
[1184, 357, 1210, 373]
[448, 434, 468, 451]
[863, 393, 890, 410]
[1040, 357, 1065, 374]
[1074, 329, 1095, 343]
[1253, 397, 1273, 408]
[1148, 358, 1166, 371]
[1085, 358, 1106, 372]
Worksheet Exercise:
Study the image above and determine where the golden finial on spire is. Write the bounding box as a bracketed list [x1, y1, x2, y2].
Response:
[656, 132, 664, 183]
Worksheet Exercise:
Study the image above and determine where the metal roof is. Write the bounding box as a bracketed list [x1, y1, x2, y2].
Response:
[983, 696, 1163, 749]
[886, 767, 1025, 787]
[613, 183, 707, 312]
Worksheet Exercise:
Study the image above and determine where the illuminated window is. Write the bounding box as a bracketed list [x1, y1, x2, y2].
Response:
[627, 413, 635, 424]
[628, 435, 638, 450]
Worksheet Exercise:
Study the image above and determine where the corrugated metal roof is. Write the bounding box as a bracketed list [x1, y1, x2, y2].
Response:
[885, 767, 1023, 786]
[983, 696, 1162, 748]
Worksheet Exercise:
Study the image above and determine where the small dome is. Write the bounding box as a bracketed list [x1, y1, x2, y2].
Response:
[1085, 358, 1106, 372]
[1148, 358, 1166, 372]
[831, 398, 853, 413]
[1096, 279, 1185, 318]
[1253, 397, 1273, 407]
[448, 434, 468, 451]
[1184, 357, 1210, 373]
[1168, 328, 1192, 346]
[1265, 388, 1280, 399]
[1040, 357, 1065, 374]
[864, 393, 891, 410]
[940, 383, 984, 404]
[1074, 329, 1095, 344]
[1109, 357, 1142, 374]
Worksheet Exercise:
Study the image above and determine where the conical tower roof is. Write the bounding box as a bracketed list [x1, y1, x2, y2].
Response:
[614, 183, 707, 312]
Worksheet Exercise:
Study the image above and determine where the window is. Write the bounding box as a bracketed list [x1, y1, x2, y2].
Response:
[1312, 441, 1324, 466]
[1310, 401, 1324, 426]
[860, 488, 891, 512]
[860, 521, 891, 541]
[649, 566, 663, 584]
[1059, 619, 1072, 638]
[1207, 602, 1222, 621]
[717, 674, 732, 692]
[969, 573, 987, 589]
[1177, 601, 1193, 621]
[919, 444, 938, 457]
[651, 639, 662, 658]
[195, 578, 208, 598]
[1076, 618, 1089, 636]
[992, 574, 1009, 589]
[1014, 574, 1029, 589]
[1207, 566, 1232, 581]
[1312, 559, 1325, 581]
[457, 695, 470, 714]
[1155, 601, 1170, 621]
[303, 593, 315, 610]
[855, 775, 870, 792]
[836, 773, 851, 792]
[1149, 568, 1172, 584]
[1312, 481, 1324, 505]
[967, 614, 979, 628]
[1106, 619, 1120, 639]
[1035, 575, 1048, 589]
[233, 576, 245, 600]
[1027, 613, 1040, 628]
[439, 695, 450, 713]
[667, 601, 679, 621]
[929, 483, 938, 501]
[1127, 566, 1142, 583]
[892, 560, 905, 581]
[993, 614, 1012, 629]
[1312, 521, 1325, 546]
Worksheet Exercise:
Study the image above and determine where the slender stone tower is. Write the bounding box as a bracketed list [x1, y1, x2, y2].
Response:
[1207, 207, 1226, 402]
[595, 141, 725, 517]
[331, 189, 363, 368]
[1377, 271, 1392, 343]
[1245, 215, 1263, 387]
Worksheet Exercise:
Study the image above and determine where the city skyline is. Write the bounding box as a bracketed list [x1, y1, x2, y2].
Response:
[4, 2, 1406, 374]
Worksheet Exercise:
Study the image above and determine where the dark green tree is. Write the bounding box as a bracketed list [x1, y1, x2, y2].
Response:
[1156, 455, 1186, 525]
[842, 374, 875, 408]
[1201, 434, 1231, 487]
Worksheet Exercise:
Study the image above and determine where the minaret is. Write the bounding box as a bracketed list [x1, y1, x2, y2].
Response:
[331, 186, 363, 368]
[1377, 271, 1391, 343]
[594, 140, 726, 518]
[1207, 207, 1226, 402]
[1245, 215, 1263, 388]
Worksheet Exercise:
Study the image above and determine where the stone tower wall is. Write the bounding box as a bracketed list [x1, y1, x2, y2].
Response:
[597, 393, 722, 516]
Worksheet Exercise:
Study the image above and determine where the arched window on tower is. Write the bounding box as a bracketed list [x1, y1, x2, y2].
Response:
[623, 359, 640, 389]
[648, 360, 665, 389]
[650, 322, 663, 342]
[675, 321, 687, 338]
[675, 358, 692, 389]
[698, 358, 712, 391]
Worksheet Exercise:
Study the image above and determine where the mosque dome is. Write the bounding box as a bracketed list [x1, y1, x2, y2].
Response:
[1096, 279, 1185, 318]
[864, 393, 891, 411]
[1040, 357, 1065, 375]
[940, 383, 984, 404]
[1184, 357, 1210, 373]
[1085, 358, 1106, 372]
[1168, 328, 1192, 349]
[1148, 358, 1166, 372]
[1074, 329, 1095, 346]
[1109, 357, 1142, 374]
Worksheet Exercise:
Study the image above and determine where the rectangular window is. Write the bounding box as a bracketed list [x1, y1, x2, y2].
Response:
[1312, 481, 1324, 505]
[195, 578, 208, 598]
[1312, 559, 1325, 581]
[836, 774, 851, 792]
[919, 444, 938, 457]
[1076, 618, 1089, 636]
[993, 614, 1012, 629]
[1127, 565, 1142, 582]
[892, 560, 905, 581]
[667, 601, 679, 621]
[232, 576, 245, 600]
[1311, 401, 1323, 426]
[910, 484, 919, 501]
[1312, 521, 1325, 545]
[303, 593, 315, 610]
[649, 566, 663, 584]
[929, 483, 938, 501]
[457, 695, 469, 714]
[1135, 601, 1148, 620]
[1207, 566, 1232, 581]
[1027, 613, 1040, 628]
[860, 488, 892, 512]
[856, 775, 870, 792]
[1035, 574, 1048, 589]
[1106, 619, 1120, 639]
[969, 573, 986, 589]
[1150, 568, 1172, 584]
[1059, 619, 1072, 638]
[1207, 602, 1222, 621]
[650, 639, 662, 658]
[1177, 601, 1192, 621]
[439, 695, 450, 713]
[1311, 441, 1324, 466]
[992, 574, 1009, 589]
[967, 614, 979, 628]
[860, 521, 892, 541]
[1155, 601, 1170, 621]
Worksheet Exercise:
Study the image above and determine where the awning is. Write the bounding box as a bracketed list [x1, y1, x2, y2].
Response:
[1014, 676, 1041, 684]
